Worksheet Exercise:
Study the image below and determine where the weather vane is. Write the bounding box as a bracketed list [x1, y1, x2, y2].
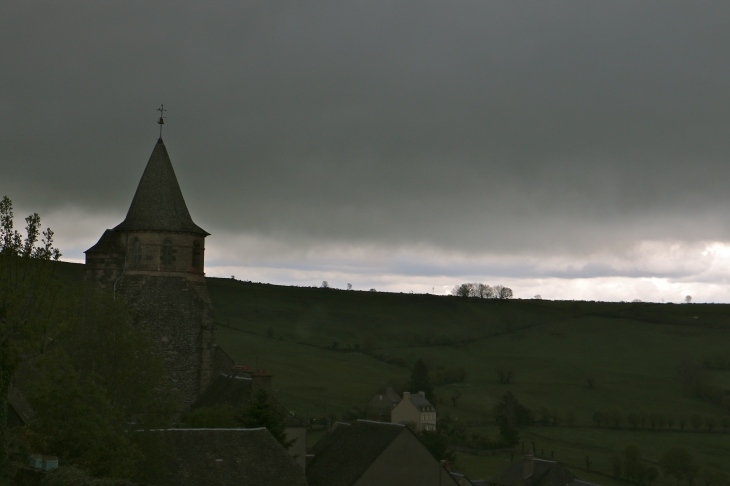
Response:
[157, 104, 166, 138]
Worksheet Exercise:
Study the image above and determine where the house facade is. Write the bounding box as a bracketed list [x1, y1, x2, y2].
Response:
[390, 391, 436, 432]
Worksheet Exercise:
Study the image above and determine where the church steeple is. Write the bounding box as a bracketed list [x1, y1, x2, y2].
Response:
[114, 139, 209, 236]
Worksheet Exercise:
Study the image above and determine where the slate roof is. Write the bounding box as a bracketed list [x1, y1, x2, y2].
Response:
[114, 139, 208, 236]
[85, 229, 126, 254]
[408, 393, 436, 412]
[194, 372, 253, 409]
[306, 421, 408, 486]
[367, 387, 401, 411]
[489, 457, 578, 486]
[135, 428, 306, 486]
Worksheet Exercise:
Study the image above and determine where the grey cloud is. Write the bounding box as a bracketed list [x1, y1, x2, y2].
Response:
[2, 1, 730, 259]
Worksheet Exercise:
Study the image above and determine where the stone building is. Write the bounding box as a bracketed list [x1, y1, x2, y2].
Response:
[366, 387, 401, 421]
[85, 138, 231, 407]
[306, 420, 458, 486]
[390, 391, 437, 432]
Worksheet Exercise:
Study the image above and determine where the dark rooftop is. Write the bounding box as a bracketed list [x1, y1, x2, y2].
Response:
[85, 229, 126, 254]
[489, 456, 579, 486]
[114, 139, 208, 236]
[306, 421, 407, 486]
[408, 393, 436, 412]
[135, 428, 306, 486]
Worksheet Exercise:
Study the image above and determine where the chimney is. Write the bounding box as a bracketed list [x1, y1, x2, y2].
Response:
[418, 391, 425, 397]
[403, 392, 410, 399]
[523, 453, 534, 479]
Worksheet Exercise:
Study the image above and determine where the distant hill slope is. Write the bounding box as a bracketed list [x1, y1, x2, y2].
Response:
[51, 264, 730, 480]
[205, 277, 730, 481]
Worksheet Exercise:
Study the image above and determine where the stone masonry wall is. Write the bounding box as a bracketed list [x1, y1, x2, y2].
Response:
[116, 274, 215, 408]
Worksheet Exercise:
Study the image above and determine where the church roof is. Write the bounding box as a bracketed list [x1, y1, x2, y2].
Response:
[114, 138, 209, 236]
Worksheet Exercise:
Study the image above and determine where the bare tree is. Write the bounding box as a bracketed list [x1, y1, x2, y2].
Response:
[321, 280, 330, 288]
[346, 283, 352, 290]
[685, 295, 692, 304]
[496, 366, 515, 384]
[499, 287, 514, 299]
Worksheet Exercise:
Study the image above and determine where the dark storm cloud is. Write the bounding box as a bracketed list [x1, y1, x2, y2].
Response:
[2, 1, 730, 259]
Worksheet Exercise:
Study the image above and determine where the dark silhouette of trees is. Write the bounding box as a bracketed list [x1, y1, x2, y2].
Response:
[660, 447, 698, 486]
[450, 283, 512, 299]
[236, 389, 294, 449]
[1, 195, 61, 463]
[408, 358, 435, 402]
[496, 366, 514, 384]
[494, 392, 533, 447]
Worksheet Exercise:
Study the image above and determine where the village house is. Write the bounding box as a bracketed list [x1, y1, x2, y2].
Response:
[306, 420, 458, 486]
[366, 387, 401, 421]
[133, 428, 307, 486]
[390, 391, 437, 432]
[488, 454, 600, 486]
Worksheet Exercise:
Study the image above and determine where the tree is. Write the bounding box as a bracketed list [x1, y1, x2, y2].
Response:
[25, 350, 142, 478]
[494, 392, 533, 447]
[660, 447, 699, 486]
[498, 286, 514, 299]
[496, 365, 514, 384]
[408, 359, 435, 402]
[627, 412, 640, 429]
[419, 430, 456, 465]
[1, 195, 61, 462]
[450, 389, 462, 407]
[624, 445, 643, 482]
[566, 409, 576, 426]
[346, 283, 352, 290]
[685, 295, 692, 304]
[477, 283, 494, 298]
[690, 413, 703, 431]
[236, 389, 294, 449]
[451, 283, 471, 298]
[721, 416, 730, 433]
[321, 281, 329, 288]
[610, 455, 623, 478]
[22, 286, 177, 477]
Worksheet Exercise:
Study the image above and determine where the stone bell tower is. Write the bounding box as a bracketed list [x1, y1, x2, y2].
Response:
[85, 138, 228, 407]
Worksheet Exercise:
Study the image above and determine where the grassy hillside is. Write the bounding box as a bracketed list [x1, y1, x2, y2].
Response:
[49, 265, 729, 481]
[207, 278, 730, 482]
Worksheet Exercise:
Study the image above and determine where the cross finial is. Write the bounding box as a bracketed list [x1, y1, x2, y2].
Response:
[157, 104, 166, 139]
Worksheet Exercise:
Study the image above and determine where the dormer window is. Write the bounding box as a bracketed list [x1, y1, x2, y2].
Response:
[161, 239, 174, 265]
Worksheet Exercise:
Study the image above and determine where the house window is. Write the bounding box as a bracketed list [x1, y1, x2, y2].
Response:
[192, 241, 202, 269]
[161, 239, 174, 265]
[132, 238, 141, 265]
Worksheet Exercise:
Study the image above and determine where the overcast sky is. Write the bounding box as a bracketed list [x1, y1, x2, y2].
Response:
[2, 1, 730, 301]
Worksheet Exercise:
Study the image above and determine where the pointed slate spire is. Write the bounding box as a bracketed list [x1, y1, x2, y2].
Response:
[114, 139, 209, 235]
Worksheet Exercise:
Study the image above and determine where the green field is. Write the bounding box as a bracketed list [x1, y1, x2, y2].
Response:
[207, 277, 730, 483]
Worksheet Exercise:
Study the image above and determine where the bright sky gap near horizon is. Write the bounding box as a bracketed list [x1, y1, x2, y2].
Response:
[2, 2, 730, 303]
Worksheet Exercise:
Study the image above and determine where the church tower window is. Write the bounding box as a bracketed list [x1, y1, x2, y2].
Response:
[161, 239, 174, 265]
[132, 238, 141, 265]
[192, 241, 202, 269]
